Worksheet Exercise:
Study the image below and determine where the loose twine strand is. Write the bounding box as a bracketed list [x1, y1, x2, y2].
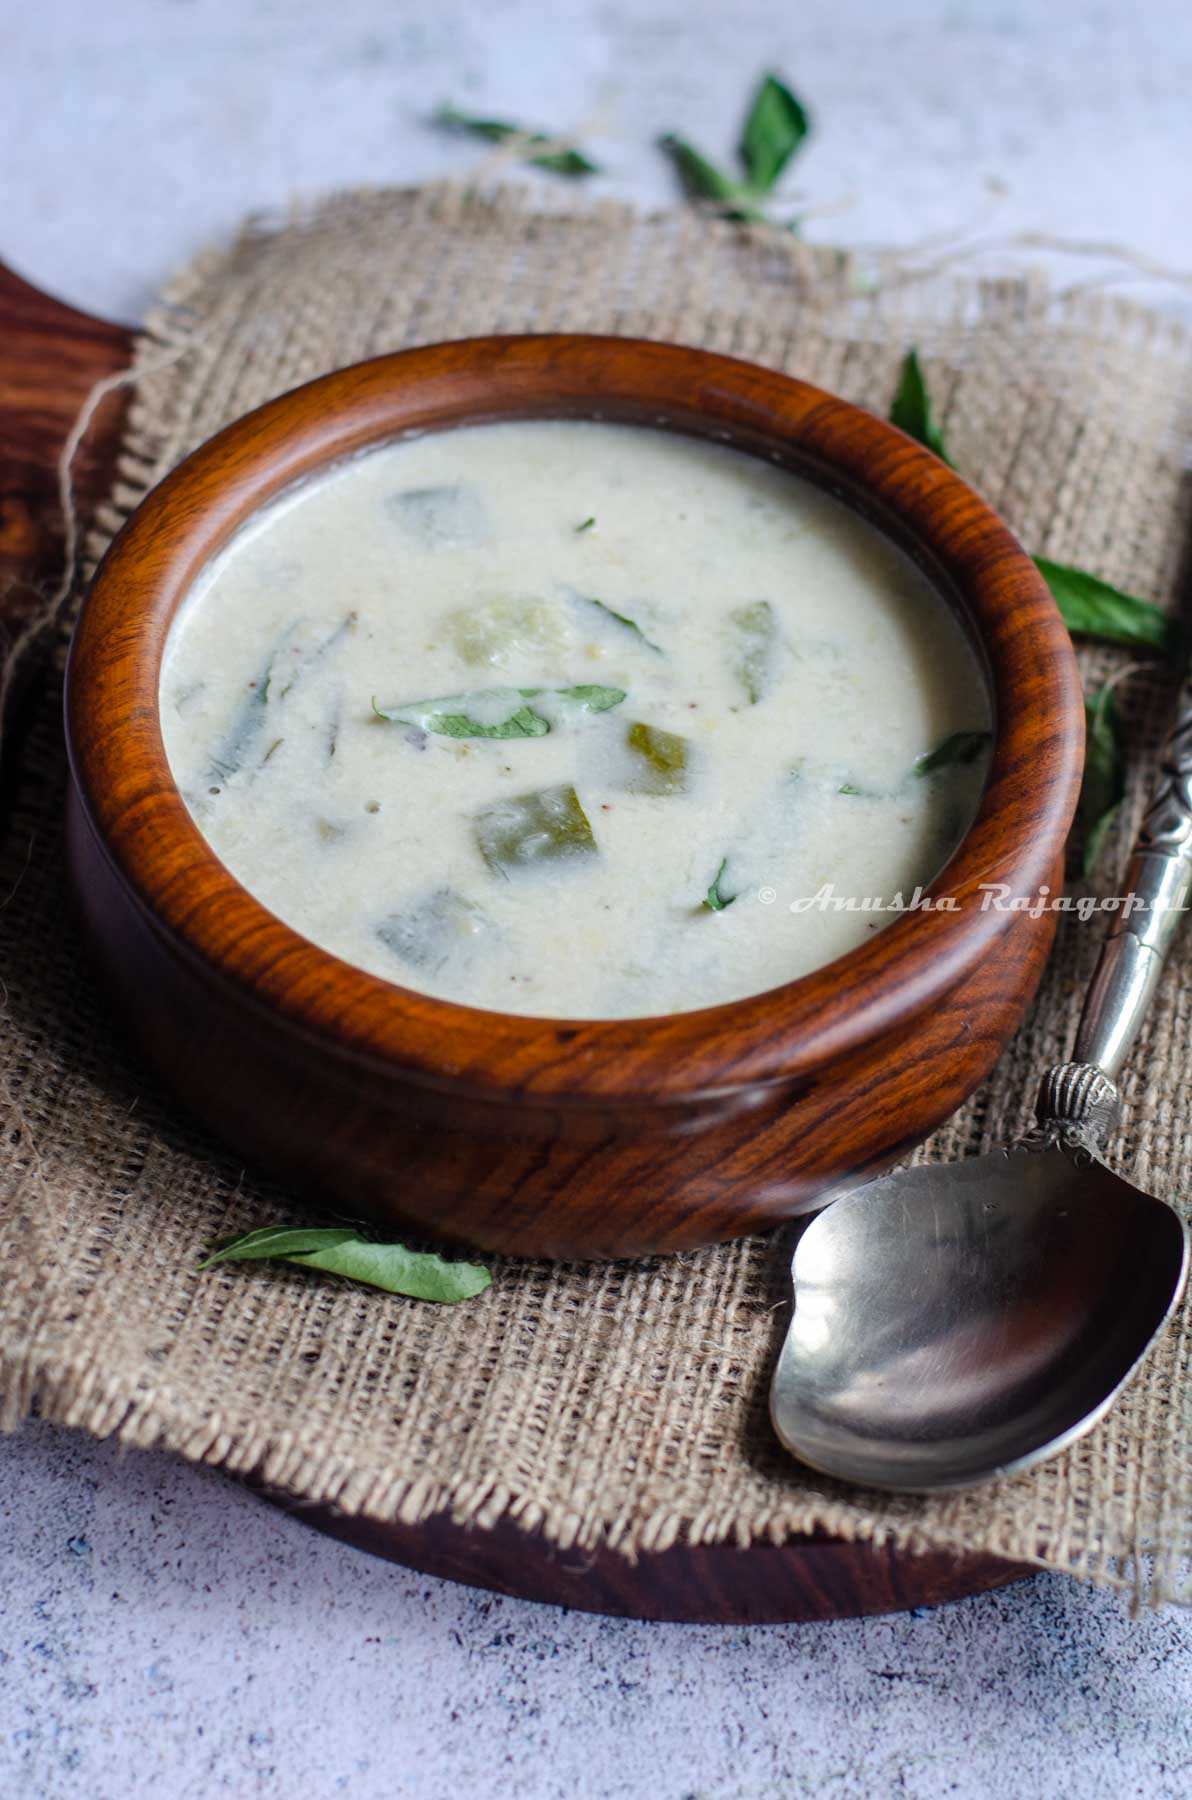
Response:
[0, 346, 188, 766]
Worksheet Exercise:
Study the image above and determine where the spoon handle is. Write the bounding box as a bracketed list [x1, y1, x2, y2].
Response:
[1035, 674, 1192, 1149]
[1070, 675, 1192, 1081]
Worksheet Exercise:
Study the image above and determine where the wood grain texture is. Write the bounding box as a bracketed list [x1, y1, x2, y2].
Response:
[258, 1490, 1035, 1625]
[0, 262, 128, 632]
[66, 336, 1086, 1257]
[2, 258, 1041, 1623]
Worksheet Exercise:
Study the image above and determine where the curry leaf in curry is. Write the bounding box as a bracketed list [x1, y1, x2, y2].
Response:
[912, 731, 992, 777]
[206, 681, 268, 785]
[549, 684, 627, 713]
[1079, 685, 1126, 877]
[273, 612, 358, 700]
[702, 857, 739, 912]
[206, 616, 360, 784]
[432, 104, 598, 176]
[205, 629, 295, 784]
[201, 1225, 491, 1303]
[372, 685, 626, 739]
[574, 591, 664, 653]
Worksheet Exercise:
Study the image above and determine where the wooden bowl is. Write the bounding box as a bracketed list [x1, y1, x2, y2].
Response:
[65, 335, 1084, 1259]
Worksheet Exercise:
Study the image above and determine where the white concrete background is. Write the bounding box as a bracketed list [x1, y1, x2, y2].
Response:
[3, 3, 1192, 1795]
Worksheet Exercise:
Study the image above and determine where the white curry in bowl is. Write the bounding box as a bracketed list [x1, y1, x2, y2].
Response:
[161, 419, 991, 1021]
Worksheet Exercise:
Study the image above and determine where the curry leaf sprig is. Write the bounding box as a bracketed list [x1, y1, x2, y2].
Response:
[889, 347, 1177, 873]
[659, 73, 810, 226]
[432, 103, 599, 177]
[200, 1226, 491, 1304]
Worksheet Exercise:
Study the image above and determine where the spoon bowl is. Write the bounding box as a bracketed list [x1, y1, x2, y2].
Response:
[771, 1148, 1189, 1491]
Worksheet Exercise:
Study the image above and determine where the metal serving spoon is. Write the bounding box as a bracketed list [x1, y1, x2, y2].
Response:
[771, 686, 1192, 1492]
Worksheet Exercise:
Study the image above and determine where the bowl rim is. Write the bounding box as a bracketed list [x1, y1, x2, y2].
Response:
[66, 333, 1085, 1104]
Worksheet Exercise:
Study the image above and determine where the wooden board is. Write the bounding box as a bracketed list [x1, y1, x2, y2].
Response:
[0, 258, 1035, 1623]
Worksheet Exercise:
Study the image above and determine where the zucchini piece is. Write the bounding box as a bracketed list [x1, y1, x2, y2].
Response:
[376, 887, 493, 973]
[474, 784, 598, 876]
[624, 721, 691, 796]
[449, 596, 570, 667]
[388, 485, 490, 548]
[729, 599, 775, 705]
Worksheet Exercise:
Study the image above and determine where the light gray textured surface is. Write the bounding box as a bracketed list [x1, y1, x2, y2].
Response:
[2, 1422, 1191, 1799]
[2, 3, 1192, 1795]
[6, 0, 1192, 322]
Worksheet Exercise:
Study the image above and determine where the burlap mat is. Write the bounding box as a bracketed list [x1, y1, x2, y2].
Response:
[3, 187, 1191, 1605]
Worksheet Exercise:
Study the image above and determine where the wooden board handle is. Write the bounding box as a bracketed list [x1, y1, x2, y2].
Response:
[0, 260, 132, 650]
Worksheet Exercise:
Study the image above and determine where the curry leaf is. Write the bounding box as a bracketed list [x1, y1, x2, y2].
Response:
[432, 104, 598, 177]
[287, 1238, 491, 1302]
[1079, 685, 1126, 877]
[201, 1226, 491, 1303]
[1034, 558, 1174, 656]
[890, 349, 954, 467]
[656, 136, 768, 222]
[373, 685, 626, 738]
[913, 730, 993, 776]
[574, 592, 664, 654]
[702, 857, 738, 912]
[199, 1226, 358, 1267]
[740, 74, 810, 193]
[376, 697, 548, 740]
[555, 684, 628, 712]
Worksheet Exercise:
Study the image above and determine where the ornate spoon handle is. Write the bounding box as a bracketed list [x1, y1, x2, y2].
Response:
[1035, 675, 1192, 1152]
